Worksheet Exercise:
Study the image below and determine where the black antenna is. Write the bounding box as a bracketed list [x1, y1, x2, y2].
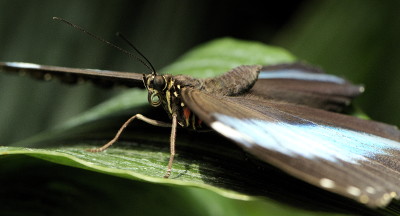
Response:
[116, 32, 157, 75]
[52, 17, 156, 75]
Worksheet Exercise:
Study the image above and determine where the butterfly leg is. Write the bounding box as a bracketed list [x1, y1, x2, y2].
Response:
[87, 114, 171, 152]
[164, 113, 177, 178]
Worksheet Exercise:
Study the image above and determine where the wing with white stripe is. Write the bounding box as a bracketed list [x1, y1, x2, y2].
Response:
[181, 88, 400, 207]
[252, 64, 364, 112]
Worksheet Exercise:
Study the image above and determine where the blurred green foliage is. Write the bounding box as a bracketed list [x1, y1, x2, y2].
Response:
[0, 1, 399, 216]
[274, 1, 400, 127]
[0, 0, 398, 144]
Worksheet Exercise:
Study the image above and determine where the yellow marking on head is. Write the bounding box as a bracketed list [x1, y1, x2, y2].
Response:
[146, 75, 153, 89]
[168, 79, 174, 89]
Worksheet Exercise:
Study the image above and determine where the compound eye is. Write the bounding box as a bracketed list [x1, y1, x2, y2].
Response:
[149, 92, 162, 107]
[153, 75, 166, 91]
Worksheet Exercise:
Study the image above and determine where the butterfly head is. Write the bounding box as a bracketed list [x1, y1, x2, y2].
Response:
[143, 74, 169, 107]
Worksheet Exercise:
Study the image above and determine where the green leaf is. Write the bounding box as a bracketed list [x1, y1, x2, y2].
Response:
[2, 38, 362, 216]
[163, 37, 296, 78]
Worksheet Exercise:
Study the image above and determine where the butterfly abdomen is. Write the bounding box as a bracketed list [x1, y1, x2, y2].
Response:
[200, 65, 261, 96]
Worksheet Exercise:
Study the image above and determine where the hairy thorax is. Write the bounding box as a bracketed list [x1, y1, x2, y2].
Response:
[146, 65, 261, 128]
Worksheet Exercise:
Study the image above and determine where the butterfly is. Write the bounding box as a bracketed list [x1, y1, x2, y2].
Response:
[1, 17, 399, 210]
[1, 60, 399, 209]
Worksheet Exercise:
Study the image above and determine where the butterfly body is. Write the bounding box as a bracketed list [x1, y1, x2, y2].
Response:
[143, 65, 261, 129]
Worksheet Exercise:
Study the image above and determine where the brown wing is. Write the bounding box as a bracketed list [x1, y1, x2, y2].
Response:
[181, 87, 400, 207]
[0, 62, 144, 88]
[253, 63, 364, 112]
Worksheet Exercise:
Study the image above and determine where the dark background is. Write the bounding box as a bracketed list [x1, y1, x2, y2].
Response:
[0, 0, 399, 144]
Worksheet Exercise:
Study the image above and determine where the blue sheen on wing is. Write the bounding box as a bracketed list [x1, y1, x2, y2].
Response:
[5, 62, 41, 69]
[259, 69, 346, 84]
[211, 113, 400, 164]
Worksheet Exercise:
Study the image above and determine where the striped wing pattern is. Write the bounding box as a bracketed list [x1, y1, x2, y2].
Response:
[0, 62, 144, 88]
[181, 65, 400, 207]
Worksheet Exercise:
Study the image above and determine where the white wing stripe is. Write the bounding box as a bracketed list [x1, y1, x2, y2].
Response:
[259, 69, 346, 84]
[211, 113, 400, 164]
[4, 62, 41, 69]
